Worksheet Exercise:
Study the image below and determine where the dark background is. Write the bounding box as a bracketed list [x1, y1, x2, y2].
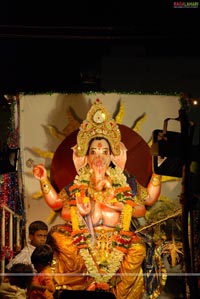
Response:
[0, 1, 200, 95]
[0, 3, 200, 297]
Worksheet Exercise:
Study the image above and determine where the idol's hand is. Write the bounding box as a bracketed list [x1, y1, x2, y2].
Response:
[95, 179, 112, 191]
[33, 164, 47, 180]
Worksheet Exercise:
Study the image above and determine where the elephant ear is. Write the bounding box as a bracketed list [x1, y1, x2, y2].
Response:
[71, 145, 87, 173]
[111, 142, 127, 171]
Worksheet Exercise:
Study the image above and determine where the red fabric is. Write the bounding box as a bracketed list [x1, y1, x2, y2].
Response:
[50, 124, 152, 192]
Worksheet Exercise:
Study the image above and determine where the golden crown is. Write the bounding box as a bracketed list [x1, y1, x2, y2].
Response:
[76, 99, 121, 156]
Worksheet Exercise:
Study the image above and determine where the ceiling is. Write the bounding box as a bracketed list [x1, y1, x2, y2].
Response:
[0, 2, 200, 94]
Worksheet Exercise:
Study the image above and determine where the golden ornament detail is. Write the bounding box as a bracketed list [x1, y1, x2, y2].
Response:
[40, 177, 51, 194]
[76, 99, 121, 157]
[150, 173, 162, 186]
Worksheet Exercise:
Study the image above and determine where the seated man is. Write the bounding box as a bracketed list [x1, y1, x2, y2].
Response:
[0, 263, 33, 299]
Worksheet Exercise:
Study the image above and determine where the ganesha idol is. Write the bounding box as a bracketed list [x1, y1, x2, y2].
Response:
[33, 99, 165, 299]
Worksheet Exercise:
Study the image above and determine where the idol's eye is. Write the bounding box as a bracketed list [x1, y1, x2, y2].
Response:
[89, 149, 96, 155]
[103, 149, 109, 155]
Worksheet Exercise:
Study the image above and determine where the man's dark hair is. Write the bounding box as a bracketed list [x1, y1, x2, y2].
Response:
[28, 220, 48, 235]
[31, 244, 53, 268]
[9, 263, 33, 289]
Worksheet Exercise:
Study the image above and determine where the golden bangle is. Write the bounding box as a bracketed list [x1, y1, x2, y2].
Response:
[40, 178, 51, 194]
[150, 174, 161, 186]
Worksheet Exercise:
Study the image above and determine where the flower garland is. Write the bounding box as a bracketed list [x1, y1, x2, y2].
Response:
[0, 172, 25, 257]
[68, 166, 138, 290]
[0, 246, 14, 261]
